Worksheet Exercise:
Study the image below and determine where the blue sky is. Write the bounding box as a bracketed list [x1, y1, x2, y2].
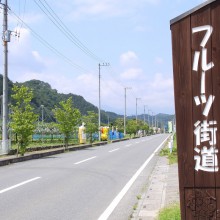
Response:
[3, 0, 207, 116]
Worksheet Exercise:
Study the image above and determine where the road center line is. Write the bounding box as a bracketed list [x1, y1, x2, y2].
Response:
[74, 156, 97, 165]
[124, 144, 132, 148]
[98, 135, 170, 220]
[0, 177, 41, 194]
[108, 148, 120, 153]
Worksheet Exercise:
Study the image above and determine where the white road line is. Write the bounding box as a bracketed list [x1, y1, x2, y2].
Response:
[74, 156, 97, 165]
[125, 144, 132, 148]
[135, 141, 140, 144]
[0, 177, 41, 194]
[108, 148, 120, 153]
[98, 135, 170, 220]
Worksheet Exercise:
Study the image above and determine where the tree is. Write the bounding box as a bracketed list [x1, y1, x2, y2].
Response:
[53, 97, 81, 149]
[114, 118, 124, 133]
[10, 85, 38, 156]
[126, 119, 138, 137]
[136, 120, 149, 136]
[141, 123, 149, 135]
[82, 111, 98, 143]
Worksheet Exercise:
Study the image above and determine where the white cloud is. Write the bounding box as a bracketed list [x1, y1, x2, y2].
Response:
[120, 68, 143, 80]
[58, 0, 161, 20]
[142, 73, 174, 113]
[7, 28, 50, 82]
[155, 57, 164, 64]
[150, 73, 173, 90]
[134, 25, 146, 32]
[9, 12, 44, 26]
[32, 51, 44, 63]
[9, 28, 31, 54]
[120, 51, 138, 66]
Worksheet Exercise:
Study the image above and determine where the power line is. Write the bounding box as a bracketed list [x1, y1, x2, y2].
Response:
[103, 66, 140, 102]
[10, 3, 145, 116]
[11, 2, 138, 98]
[34, 0, 105, 63]
[9, 9, 91, 73]
[13, 0, 26, 38]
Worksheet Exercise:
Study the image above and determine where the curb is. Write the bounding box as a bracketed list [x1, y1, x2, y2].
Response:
[131, 156, 179, 220]
[0, 138, 129, 167]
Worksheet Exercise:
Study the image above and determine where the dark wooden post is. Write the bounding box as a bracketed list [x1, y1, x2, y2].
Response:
[170, 0, 220, 219]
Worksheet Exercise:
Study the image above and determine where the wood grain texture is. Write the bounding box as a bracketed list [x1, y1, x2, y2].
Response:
[171, 1, 220, 219]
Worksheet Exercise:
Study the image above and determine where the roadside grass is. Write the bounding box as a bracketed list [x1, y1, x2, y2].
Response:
[159, 134, 178, 164]
[133, 203, 138, 210]
[158, 134, 180, 220]
[157, 203, 180, 220]
[10, 139, 83, 150]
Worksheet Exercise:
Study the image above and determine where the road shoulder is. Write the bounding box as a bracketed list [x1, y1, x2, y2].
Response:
[131, 156, 179, 220]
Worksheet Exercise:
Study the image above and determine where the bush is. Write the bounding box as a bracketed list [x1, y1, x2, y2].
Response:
[159, 134, 178, 164]
[158, 203, 180, 220]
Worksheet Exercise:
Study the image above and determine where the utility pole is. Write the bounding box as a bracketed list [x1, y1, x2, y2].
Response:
[41, 105, 44, 142]
[144, 105, 147, 124]
[41, 105, 44, 124]
[98, 63, 109, 141]
[2, 0, 9, 153]
[124, 87, 131, 136]
[148, 109, 150, 126]
[136, 98, 141, 123]
[152, 112, 154, 128]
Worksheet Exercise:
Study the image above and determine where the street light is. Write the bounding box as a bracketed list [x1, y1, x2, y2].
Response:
[136, 98, 141, 123]
[124, 87, 132, 136]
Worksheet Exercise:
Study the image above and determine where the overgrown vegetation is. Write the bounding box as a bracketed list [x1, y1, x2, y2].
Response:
[157, 203, 180, 220]
[160, 134, 178, 164]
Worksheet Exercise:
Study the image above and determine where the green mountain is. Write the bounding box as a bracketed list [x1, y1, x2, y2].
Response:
[0, 77, 113, 123]
[127, 113, 175, 130]
[136, 113, 175, 129]
[20, 80, 98, 118]
[0, 76, 174, 127]
[21, 79, 113, 123]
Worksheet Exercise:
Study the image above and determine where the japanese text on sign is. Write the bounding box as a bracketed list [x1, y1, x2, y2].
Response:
[192, 25, 218, 172]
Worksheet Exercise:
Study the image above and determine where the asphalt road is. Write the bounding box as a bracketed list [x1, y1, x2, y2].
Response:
[0, 134, 169, 220]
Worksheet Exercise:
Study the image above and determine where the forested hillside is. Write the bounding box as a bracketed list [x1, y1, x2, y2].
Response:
[20, 80, 98, 116]
[0, 76, 174, 126]
[0, 77, 112, 123]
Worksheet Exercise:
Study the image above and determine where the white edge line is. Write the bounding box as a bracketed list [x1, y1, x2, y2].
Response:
[74, 156, 97, 165]
[98, 135, 170, 220]
[0, 177, 41, 194]
[109, 148, 120, 153]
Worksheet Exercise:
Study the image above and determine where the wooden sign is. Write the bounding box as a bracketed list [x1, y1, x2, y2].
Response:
[170, 0, 220, 219]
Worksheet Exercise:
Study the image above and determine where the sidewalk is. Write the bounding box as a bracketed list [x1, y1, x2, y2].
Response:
[131, 156, 179, 220]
